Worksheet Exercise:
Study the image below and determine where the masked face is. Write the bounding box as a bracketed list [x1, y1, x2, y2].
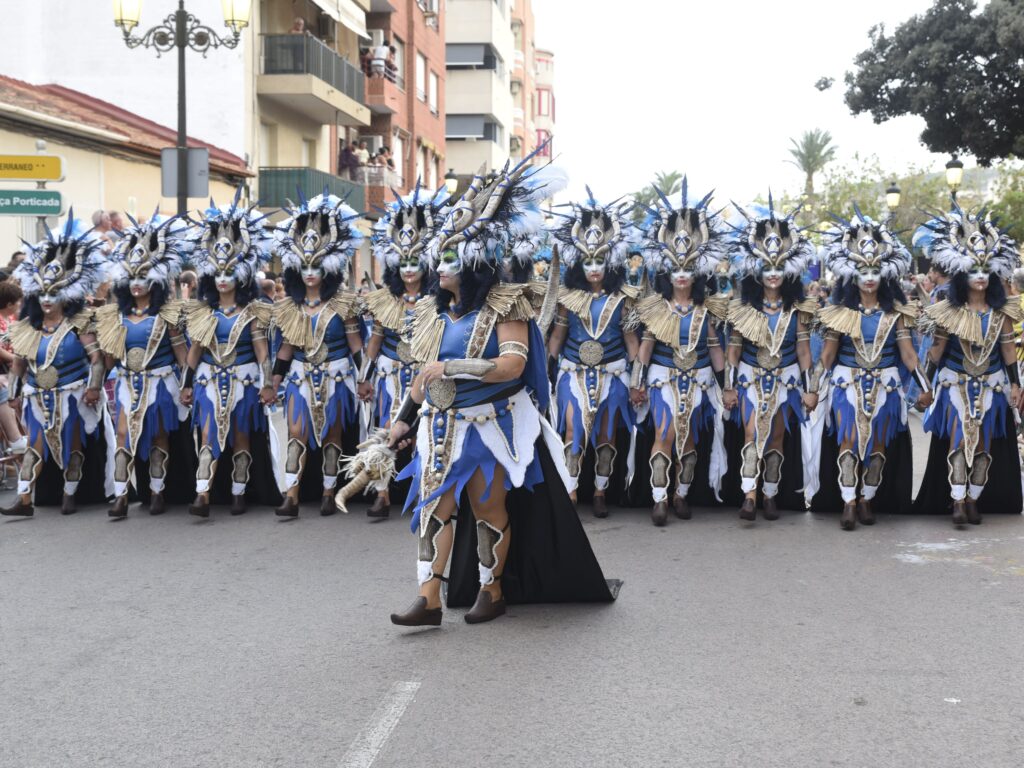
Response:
[399, 256, 423, 283]
[856, 267, 881, 293]
[763, 267, 784, 290]
[968, 267, 990, 291]
[671, 268, 694, 288]
[129, 277, 150, 297]
[214, 272, 237, 293]
[301, 265, 323, 287]
[39, 295, 58, 314]
[582, 256, 606, 284]
[436, 250, 462, 285]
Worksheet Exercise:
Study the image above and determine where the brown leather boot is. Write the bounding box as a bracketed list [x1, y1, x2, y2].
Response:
[464, 590, 506, 624]
[149, 492, 165, 516]
[651, 500, 669, 527]
[739, 497, 756, 521]
[762, 496, 779, 521]
[673, 496, 691, 520]
[840, 501, 857, 531]
[951, 500, 968, 526]
[592, 494, 608, 518]
[965, 498, 981, 525]
[320, 495, 336, 516]
[1, 499, 33, 516]
[108, 495, 128, 519]
[275, 496, 299, 518]
[856, 499, 875, 526]
[230, 495, 246, 516]
[390, 596, 442, 627]
[188, 496, 210, 518]
[61, 494, 77, 515]
[367, 495, 390, 518]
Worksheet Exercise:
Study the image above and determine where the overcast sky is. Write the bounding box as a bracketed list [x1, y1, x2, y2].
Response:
[531, 0, 958, 205]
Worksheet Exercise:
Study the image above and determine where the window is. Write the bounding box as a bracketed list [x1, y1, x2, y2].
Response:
[416, 146, 426, 185]
[446, 115, 504, 145]
[536, 130, 551, 156]
[428, 71, 439, 114]
[536, 88, 551, 117]
[392, 134, 404, 183]
[415, 53, 426, 101]
[393, 36, 406, 89]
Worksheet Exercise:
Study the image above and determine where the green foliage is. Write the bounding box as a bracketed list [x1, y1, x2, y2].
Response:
[990, 165, 1024, 242]
[787, 129, 838, 197]
[844, 0, 1024, 164]
[631, 171, 684, 223]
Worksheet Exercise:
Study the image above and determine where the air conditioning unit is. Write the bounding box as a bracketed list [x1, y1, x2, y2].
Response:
[368, 29, 385, 48]
[363, 134, 386, 153]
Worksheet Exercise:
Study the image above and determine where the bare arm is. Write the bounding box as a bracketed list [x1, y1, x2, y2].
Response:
[820, 334, 839, 370]
[345, 315, 363, 355]
[637, 337, 654, 367]
[795, 318, 812, 373]
[623, 330, 639, 363]
[547, 308, 568, 358]
[169, 327, 188, 369]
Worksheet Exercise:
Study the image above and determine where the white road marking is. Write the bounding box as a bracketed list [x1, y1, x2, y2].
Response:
[340, 681, 421, 768]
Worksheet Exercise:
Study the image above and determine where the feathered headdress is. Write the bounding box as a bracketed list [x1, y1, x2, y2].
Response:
[547, 185, 633, 270]
[824, 205, 911, 284]
[189, 187, 274, 285]
[277, 188, 363, 277]
[15, 210, 107, 305]
[370, 181, 447, 272]
[426, 144, 569, 271]
[730, 193, 815, 279]
[637, 177, 729, 279]
[109, 208, 191, 290]
[912, 198, 1019, 280]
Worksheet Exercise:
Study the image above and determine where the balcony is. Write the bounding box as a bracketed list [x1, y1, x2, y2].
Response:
[366, 74, 403, 114]
[258, 34, 370, 126]
[258, 167, 365, 212]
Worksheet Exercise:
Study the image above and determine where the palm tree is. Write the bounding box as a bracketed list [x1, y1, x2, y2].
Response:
[632, 170, 684, 222]
[787, 129, 837, 201]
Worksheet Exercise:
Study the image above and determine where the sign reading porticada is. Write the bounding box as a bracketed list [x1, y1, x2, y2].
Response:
[0, 190, 64, 216]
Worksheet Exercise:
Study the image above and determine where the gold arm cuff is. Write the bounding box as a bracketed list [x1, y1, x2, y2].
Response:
[498, 341, 529, 361]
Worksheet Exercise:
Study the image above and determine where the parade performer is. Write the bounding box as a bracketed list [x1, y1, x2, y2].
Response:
[813, 210, 931, 529]
[546, 188, 640, 516]
[357, 185, 445, 517]
[96, 212, 190, 518]
[630, 184, 730, 525]
[179, 193, 278, 517]
[272, 192, 364, 517]
[1, 214, 113, 516]
[380, 156, 616, 627]
[723, 197, 819, 521]
[914, 202, 1023, 525]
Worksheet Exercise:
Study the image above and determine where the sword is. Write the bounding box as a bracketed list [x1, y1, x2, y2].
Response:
[537, 244, 561, 337]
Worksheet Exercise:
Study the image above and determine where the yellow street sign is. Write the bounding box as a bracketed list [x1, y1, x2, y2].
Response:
[0, 155, 65, 182]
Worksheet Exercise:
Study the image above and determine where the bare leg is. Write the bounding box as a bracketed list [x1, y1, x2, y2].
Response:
[593, 410, 615, 518]
[465, 464, 510, 623]
[760, 411, 787, 520]
[562, 400, 580, 503]
[649, 407, 674, 526]
[320, 419, 343, 515]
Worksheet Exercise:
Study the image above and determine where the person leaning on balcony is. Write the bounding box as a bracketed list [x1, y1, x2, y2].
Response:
[338, 142, 358, 180]
[371, 38, 390, 78]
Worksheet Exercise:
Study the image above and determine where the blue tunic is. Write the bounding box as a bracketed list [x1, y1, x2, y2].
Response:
[425, 311, 516, 409]
[741, 310, 798, 368]
[651, 310, 711, 369]
[563, 295, 627, 366]
[293, 310, 350, 363]
[200, 312, 256, 366]
[124, 316, 174, 369]
[30, 331, 88, 388]
[836, 312, 899, 369]
[944, 311, 1001, 376]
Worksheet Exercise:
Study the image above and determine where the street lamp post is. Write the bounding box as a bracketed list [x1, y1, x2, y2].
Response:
[945, 154, 964, 203]
[444, 168, 459, 200]
[885, 180, 901, 214]
[113, 1, 251, 216]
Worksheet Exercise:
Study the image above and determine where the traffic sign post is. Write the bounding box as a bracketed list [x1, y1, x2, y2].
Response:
[0, 155, 65, 182]
[0, 190, 63, 217]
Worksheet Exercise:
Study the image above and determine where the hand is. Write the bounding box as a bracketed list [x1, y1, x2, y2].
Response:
[179, 387, 194, 407]
[1013, 383, 1023, 411]
[83, 387, 101, 407]
[802, 392, 819, 413]
[722, 389, 738, 410]
[629, 387, 646, 406]
[420, 361, 446, 386]
[916, 391, 933, 410]
[8, 396, 21, 412]
[388, 420, 414, 450]
[357, 380, 374, 402]
[259, 385, 277, 406]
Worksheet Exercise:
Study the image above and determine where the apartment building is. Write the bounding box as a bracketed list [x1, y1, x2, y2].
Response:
[533, 45, 555, 159]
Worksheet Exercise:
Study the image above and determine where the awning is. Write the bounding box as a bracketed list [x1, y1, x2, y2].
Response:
[311, 0, 369, 39]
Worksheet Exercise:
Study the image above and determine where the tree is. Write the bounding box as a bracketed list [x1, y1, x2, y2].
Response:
[844, 0, 1024, 165]
[990, 164, 1024, 242]
[787, 129, 838, 201]
[631, 171, 684, 223]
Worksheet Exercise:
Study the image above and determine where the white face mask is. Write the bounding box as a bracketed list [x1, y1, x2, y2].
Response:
[436, 251, 462, 279]
[856, 268, 881, 293]
[39, 296, 58, 313]
[671, 268, 694, 286]
[968, 270, 989, 289]
[763, 267, 784, 284]
[582, 258, 606, 282]
[214, 273, 237, 292]
[129, 277, 150, 293]
[301, 266, 323, 282]
[399, 260, 423, 281]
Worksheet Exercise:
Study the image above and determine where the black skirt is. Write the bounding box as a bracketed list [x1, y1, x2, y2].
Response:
[808, 429, 915, 514]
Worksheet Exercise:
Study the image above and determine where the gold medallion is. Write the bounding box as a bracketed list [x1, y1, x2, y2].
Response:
[756, 347, 782, 370]
[396, 340, 415, 365]
[578, 340, 605, 367]
[34, 365, 58, 390]
[673, 348, 697, 370]
[125, 347, 147, 372]
[426, 379, 457, 410]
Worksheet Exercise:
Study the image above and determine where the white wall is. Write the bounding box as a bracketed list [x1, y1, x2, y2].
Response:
[0, 0, 251, 160]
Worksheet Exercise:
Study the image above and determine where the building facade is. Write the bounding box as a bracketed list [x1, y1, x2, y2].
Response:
[533, 45, 555, 159]
[509, 0, 534, 161]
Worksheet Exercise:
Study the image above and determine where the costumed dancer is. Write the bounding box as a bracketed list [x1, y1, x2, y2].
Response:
[1, 214, 112, 516]
[545, 188, 640, 516]
[813, 210, 932, 529]
[915, 202, 1023, 526]
[723, 197, 819, 521]
[272, 192, 364, 517]
[96, 212, 190, 518]
[180, 193, 277, 517]
[357, 185, 445, 518]
[379, 155, 616, 627]
[630, 182, 730, 525]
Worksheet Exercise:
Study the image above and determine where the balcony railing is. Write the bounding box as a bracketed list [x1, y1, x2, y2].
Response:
[263, 34, 365, 104]
[259, 167, 365, 211]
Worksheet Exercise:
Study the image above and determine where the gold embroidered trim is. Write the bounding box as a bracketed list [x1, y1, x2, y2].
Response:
[924, 300, 991, 345]
[365, 288, 407, 332]
[183, 301, 219, 349]
[95, 304, 127, 358]
[275, 293, 359, 348]
[9, 319, 41, 359]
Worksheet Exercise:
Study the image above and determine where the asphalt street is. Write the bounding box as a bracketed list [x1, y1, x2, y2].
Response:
[1, 417, 1022, 768]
